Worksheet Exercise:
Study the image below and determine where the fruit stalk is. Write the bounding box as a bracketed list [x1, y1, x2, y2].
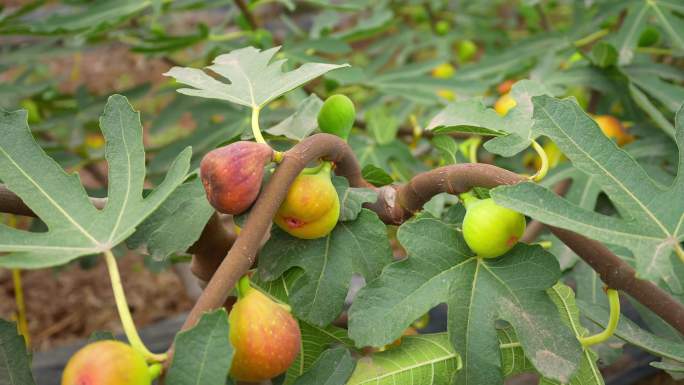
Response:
[104, 250, 167, 362]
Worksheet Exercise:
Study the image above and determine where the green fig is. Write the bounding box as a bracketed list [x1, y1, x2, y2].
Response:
[61, 341, 152, 385]
[458, 39, 478, 62]
[638, 26, 660, 47]
[461, 195, 526, 258]
[317, 94, 355, 140]
[229, 277, 301, 381]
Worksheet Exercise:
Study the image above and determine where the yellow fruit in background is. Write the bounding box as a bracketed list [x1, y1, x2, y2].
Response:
[437, 89, 456, 101]
[432, 64, 456, 100]
[593, 115, 634, 146]
[431, 63, 455, 79]
[494, 93, 516, 116]
[274, 162, 340, 239]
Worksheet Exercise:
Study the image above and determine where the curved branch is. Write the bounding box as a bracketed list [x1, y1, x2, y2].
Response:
[379, 163, 684, 335]
[180, 134, 364, 331]
[0, 135, 681, 337]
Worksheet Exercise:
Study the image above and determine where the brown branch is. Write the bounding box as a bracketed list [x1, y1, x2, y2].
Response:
[234, 0, 258, 30]
[373, 163, 684, 335]
[0, 135, 682, 338]
[179, 134, 366, 332]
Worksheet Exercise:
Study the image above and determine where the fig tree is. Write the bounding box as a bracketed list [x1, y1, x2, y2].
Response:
[274, 161, 340, 239]
[317, 94, 356, 140]
[229, 277, 301, 381]
[461, 195, 526, 259]
[200, 141, 273, 215]
[61, 340, 152, 385]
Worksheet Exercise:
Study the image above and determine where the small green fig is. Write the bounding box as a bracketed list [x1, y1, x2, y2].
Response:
[229, 278, 301, 381]
[458, 39, 478, 62]
[317, 94, 355, 140]
[462, 196, 526, 259]
[200, 141, 273, 215]
[274, 162, 340, 239]
[435, 20, 451, 35]
[61, 340, 152, 385]
[638, 26, 660, 47]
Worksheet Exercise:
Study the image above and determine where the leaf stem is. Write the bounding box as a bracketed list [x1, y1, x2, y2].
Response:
[675, 244, 684, 264]
[468, 137, 481, 164]
[251, 107, 267, 144]
[459, 191, 479, 209]
[148, 363, 163, 380]
[580, 288, 620, 347]
[499, 341, 521, 349]
[12, 269, 30, 347]
[573, 29, 610, 47]
[103, 250, 167, 362]
[529, 140, 548, 182]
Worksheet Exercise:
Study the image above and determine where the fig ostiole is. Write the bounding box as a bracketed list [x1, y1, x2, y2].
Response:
[274, 161, 340, 239]
[200, 141, 273, 215]
[317, 94, 355, 140]
[229, 276, 301, 381]
[460, 193, 526, 259]
[61, 340, 154, 385]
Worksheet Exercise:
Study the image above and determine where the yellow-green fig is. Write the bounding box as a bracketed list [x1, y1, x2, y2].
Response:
[461, 196, 526, 259]
[229, 277, 301, 381]
[494, 93, 516, 116]
[61, 341, 152, 385]
[274, 162, 340, 239]
[317, 94, 356, 140]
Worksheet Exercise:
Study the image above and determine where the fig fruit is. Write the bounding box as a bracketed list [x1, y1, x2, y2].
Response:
[494, 93, 516, 116]
[593, 115, 634, 146]
[458, 39, 478, 62]
[229, 278, 301, 381]
[200, 141, 273, 215]
[432, 63, 456, 100]
[317, 94, 356, 140]
[431, 63, 455, 79]
[638, 26, 660, 47]
[274, 162, 340, 239]
[435, 20, 451, 35]
[496, 79, 515, 95]
[461, 196, 526, 259]
[61, 340, 152, 385]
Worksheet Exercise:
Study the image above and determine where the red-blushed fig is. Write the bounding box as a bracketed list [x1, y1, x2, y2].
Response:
[274, 161, 340, 239]
[461, 195, 526, 259]
[200, 141, 273, 215]
[61, 340, 152, 385]
[229, 277, 301, 382]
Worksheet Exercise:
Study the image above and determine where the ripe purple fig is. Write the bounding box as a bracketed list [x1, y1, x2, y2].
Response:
[200, 141, 273, 215]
